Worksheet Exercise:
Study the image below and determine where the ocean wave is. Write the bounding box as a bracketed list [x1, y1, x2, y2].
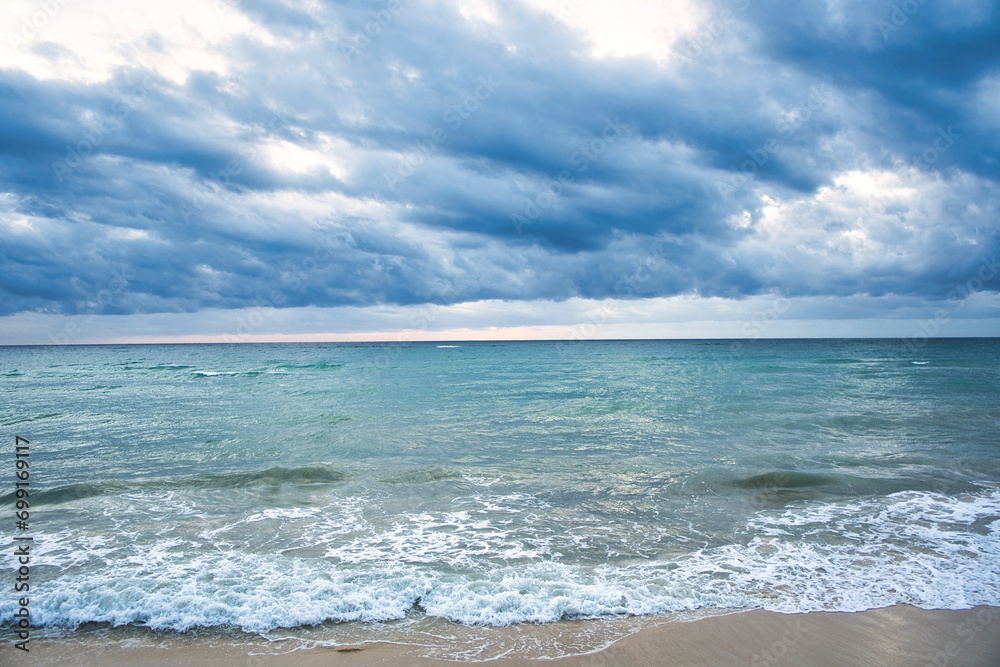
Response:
[706, 469, 979, 502]
[380, 466, 463, 485]
[2, 488, 997, 632]
[189, 362, 345, 376]
[269, 362, 345, 371]
[1, 412, 62, 427]
[1, 464, 350, 506]
[731, 471, 839, 490]
[191, 370, 256, 377]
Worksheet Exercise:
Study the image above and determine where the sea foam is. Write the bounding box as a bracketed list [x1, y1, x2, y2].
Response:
[3, 488, 997, 633]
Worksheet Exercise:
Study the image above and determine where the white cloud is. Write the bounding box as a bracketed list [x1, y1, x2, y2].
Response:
[1, 0, 997, 340]
[732, 164, 999, 294]
[522, 0, 706, 65]
[1, 0, 272, 84]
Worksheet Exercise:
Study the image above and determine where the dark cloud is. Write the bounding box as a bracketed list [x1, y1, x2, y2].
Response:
[1, 0, 998, 320]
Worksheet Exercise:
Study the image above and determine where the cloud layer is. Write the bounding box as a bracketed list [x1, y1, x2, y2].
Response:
[1, 0, 998, 329]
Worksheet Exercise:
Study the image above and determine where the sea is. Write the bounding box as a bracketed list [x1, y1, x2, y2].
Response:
[2, 339, 999, 659]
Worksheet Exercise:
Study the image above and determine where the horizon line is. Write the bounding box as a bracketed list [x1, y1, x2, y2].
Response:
[2, 336, 997, 348]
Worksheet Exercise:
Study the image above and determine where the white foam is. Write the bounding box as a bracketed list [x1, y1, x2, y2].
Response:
[3, 488, 998, 633]
[246, 507, 320, 522]
[461, 473, 502, 487]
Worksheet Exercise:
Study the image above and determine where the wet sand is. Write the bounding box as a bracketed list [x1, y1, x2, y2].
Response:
[4, 605, 998, 666]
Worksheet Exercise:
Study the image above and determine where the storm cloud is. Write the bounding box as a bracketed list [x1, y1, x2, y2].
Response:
[1, 0, 998, 336]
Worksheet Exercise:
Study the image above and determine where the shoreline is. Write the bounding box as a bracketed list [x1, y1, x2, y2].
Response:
[4, 605, 998, 666]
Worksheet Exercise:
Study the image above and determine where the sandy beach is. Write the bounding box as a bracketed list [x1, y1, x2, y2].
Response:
[4, 605, 998, 666]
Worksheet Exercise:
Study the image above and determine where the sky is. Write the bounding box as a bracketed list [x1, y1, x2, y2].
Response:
[0, 0, 998, 345]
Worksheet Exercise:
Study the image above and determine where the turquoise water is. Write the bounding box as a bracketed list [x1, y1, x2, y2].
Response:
[2, 339, 999, 653]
